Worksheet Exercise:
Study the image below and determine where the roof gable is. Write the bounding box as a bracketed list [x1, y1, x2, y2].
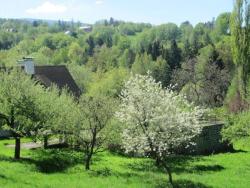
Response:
[34, 65, 81, 98]
[0, 65, 81, 98]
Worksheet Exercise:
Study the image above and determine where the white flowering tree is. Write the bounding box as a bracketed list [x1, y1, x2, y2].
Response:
[116, 74, 204, 186]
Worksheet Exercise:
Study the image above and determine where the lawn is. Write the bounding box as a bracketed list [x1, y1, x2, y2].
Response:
[0, 138, 250, 188]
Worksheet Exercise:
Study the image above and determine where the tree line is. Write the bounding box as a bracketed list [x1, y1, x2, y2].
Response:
[0, 11, 234, 108]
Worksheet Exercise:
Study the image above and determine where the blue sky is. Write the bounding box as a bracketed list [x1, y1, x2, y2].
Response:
[0, 0, 233, 25]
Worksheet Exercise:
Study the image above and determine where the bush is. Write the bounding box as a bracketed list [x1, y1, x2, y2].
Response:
[103, 119, 125, 154]
[33, 149, 82, 173]
[222, 111, 250, 143]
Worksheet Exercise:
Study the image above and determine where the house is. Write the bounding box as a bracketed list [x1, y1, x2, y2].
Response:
[64, 30, 72, 35]
[18, 57, 81, 98]
[6, 28, 17, 33]
[79, 26, 92, 33]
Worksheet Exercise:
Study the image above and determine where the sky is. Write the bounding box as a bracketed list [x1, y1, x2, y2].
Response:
[0, 0, 234, 25]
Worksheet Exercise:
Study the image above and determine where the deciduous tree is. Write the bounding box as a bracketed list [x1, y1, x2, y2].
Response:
[74, 95, 115, 170]
[230, 0, 250, 107]
[116, 74, 203, 187]
[0, 69, 44, 159]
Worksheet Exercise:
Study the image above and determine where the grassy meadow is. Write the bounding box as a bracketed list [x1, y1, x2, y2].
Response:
[0, 139, 249, 188]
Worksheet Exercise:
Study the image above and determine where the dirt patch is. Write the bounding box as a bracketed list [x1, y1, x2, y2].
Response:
[6, 142, 42, 149]
[5, 139, 59, 149]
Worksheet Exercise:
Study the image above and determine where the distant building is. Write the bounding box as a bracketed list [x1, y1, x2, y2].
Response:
[65, 30, 72, 35]
[18, 58, 81, 98]
[79, 26, 92, 33]
[5, 28, 17, 33]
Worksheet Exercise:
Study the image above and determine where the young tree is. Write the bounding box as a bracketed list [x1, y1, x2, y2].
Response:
[131, 53, 154, 75]
[151, 56, 171, 87]
[74, 95, 115, 170]
[116, 74, 203, 187]
[53, 89, 79, 144]
[167, 40, 182, 70]
[172, 48, 231, 107]
[29, 87, 60, 149]
[119, 49, 135, 68]
[222, 110, 250, 143]
[68, 42, 86, 65]
[230, 0, 250, 104]
[86, 36, 95, 56]
[31, 87, 77, 149]
[0, 69, 44, 159]
[215, 12, 231, 36]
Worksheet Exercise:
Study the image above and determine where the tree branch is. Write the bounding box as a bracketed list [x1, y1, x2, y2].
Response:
[0, 112, 10, 125]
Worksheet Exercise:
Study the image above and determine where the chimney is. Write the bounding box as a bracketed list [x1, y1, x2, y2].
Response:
[18, 57, 35, 75]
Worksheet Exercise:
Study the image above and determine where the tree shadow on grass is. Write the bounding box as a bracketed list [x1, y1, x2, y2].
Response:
[125, 155, 203, 174]
[170, 163, 225, 175]
[166, 155, 203, 173]
[192, 165, 224, 172]
[156, 179, 213, 188]
[0, 155, 31, 163]
[0, 149, 83, 174]
[88, 167, 113, 177]
[165, 155, 225, 174]
[230, 149, 248, 153]
[124, 155, 225, 177]
[31, 149, 83, 173]
[88, 166, 142, 179]
[0, 174, 7, 179]
[173, 180, 213, 188]
[88, 166, 213, 188]
[126, 159, 163, 173]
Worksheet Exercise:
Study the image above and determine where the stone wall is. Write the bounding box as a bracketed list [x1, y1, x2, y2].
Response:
[182, 122, 232, 155]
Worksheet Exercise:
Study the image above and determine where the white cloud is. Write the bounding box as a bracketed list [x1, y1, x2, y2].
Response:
[26, 1, 67, 14]
[95, 0, 104, 5]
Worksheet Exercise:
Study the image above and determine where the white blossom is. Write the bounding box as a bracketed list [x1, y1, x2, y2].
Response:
[116, 73, 204, 158]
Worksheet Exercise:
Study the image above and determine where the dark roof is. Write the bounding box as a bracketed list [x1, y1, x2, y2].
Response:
[0, 65, 81, 98]
[33, 65, 81, 98]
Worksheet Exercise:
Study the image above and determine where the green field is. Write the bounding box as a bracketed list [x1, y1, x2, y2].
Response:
[0, 139, 250, 188]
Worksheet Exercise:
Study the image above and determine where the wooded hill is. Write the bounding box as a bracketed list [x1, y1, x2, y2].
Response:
[0, 13, 234, 108]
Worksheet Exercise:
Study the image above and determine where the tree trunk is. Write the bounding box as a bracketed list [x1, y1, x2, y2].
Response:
[85, 143, 94, 170]
[14, 137, 21, 159]
[44, 136, 48, 149]
[160, 160, 174, 188]
[85, 154, 91, 170]
[165, 165, 173, 188]
[84, 129, 97, 171]
[237, 65, 246, 98]
[155, 157, 161, 167]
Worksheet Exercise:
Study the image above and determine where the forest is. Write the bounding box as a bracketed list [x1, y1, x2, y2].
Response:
[0, 0, 250, 187]
[0, 12, 233, 107]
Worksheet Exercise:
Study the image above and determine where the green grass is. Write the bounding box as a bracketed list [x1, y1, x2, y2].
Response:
[0, 138, 250, 188]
